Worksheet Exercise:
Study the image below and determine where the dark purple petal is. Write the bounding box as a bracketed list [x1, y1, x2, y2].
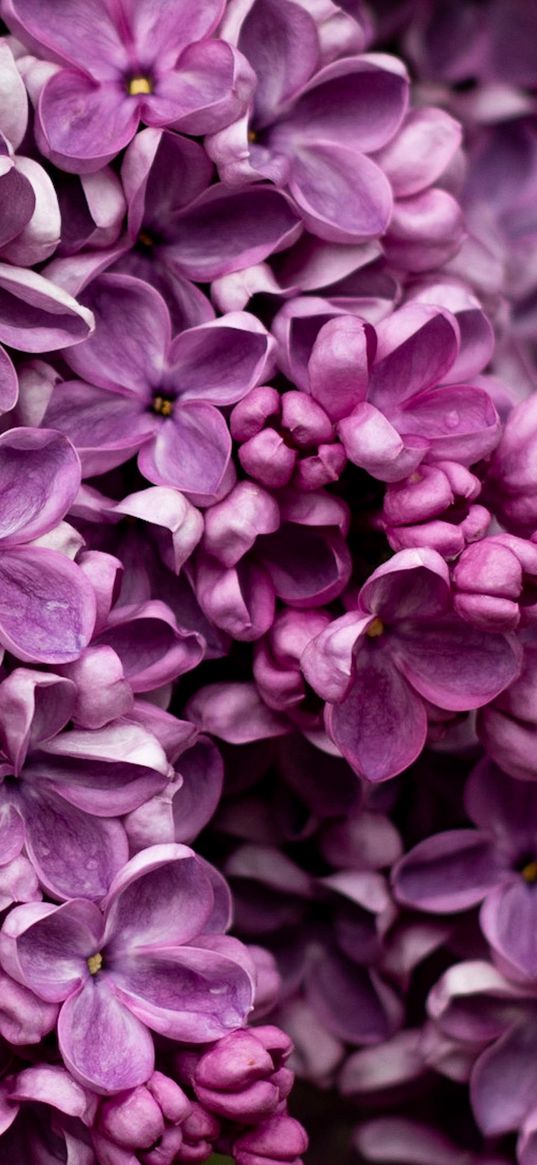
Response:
[327, 649, 427, 782]
[393, 831, 506, 913]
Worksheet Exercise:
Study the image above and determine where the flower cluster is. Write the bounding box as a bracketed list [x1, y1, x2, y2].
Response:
[0, 0, 534, 1162]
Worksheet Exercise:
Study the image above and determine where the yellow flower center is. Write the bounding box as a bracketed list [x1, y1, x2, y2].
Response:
[152, 395, 174, 417]
[138, 230, 154, 248]
[366, 617, 384, 638]
[128, 76, 153, 96]
[87, 952, 103, 976]
[522, 860, 537, 884]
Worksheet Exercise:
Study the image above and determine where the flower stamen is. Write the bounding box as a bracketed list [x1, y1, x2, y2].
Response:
[366, 617, 384, 638]
[152, 395, 174, 417]
[522, 860, 537, 884]
[87, 952, 103, 975]
[128, 76, 153, 96]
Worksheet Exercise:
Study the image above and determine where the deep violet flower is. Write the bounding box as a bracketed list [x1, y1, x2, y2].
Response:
[0, 844, 255, 1092]
[301, 548, 522, 781]
[3, 0, 256, 173]
[393, 757, 537, 979]
[42, 273, 273, 502]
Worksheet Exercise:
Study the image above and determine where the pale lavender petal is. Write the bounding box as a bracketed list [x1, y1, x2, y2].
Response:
[167, 314, 271, 405]
[147, 41, 255, 136]
[288, 144, 393, 243]
[471, 1016, 537, 1135]
[481, 882, 537, 979]
[22, 787, 129, 902]
[167, 184, 301, 281]
[0, 669, 75, 773]
[3, 0, 128, 76]
[16, 899, 102, 1001]
[0, 263, 93, 351]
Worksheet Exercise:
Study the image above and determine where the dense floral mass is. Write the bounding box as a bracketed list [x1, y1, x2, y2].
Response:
[0, 0, 535, 1162]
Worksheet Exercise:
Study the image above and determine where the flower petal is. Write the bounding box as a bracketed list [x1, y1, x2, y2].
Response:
[0, 547, 96, 664]
[395, 619, 522, 711]
[65, 273, 169, 394]
[138, 405, 231, 501]
[393, 831, 505, 913]
[59, 978, 154, 1094]
[22, 787, 128, 902]
[0, 428, 81, 546]
[38, 72, 139, 173]
[327, 650, 427, 782]
[103, 844, 214, 953]
[289, 144, 393, 244]
[481, 881, 537, 980]
[114, 946, 254, 1041]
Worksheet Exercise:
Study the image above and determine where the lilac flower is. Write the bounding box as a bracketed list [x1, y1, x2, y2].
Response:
[381, 461, 490, 560]
[117, 128, 301, 331]
[0, 844, 255, 1092]
[230, 385, 346, 492]
[43, 274, 273, 502]
[4, 0, 256, 173]
[0, 42, 61, 267]
[232, 1113, 308, 1165]
[299, 303, 500, 483]
[394, 757, 537, 979]
[302, 548, 522, 781]
[354, 1116, 509, 1165]
[0, 1063, 96, 1164]
[0, 667, 173, 900]
[207, 0, 409, 242]
[195, 481, 351, 640]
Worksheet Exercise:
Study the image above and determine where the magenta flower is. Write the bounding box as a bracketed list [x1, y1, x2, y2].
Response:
[302, 548, 522, 781]
[0, 844, 255, 1092]
[43, 274, 273, 502]
[4, 0, 255, 173]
